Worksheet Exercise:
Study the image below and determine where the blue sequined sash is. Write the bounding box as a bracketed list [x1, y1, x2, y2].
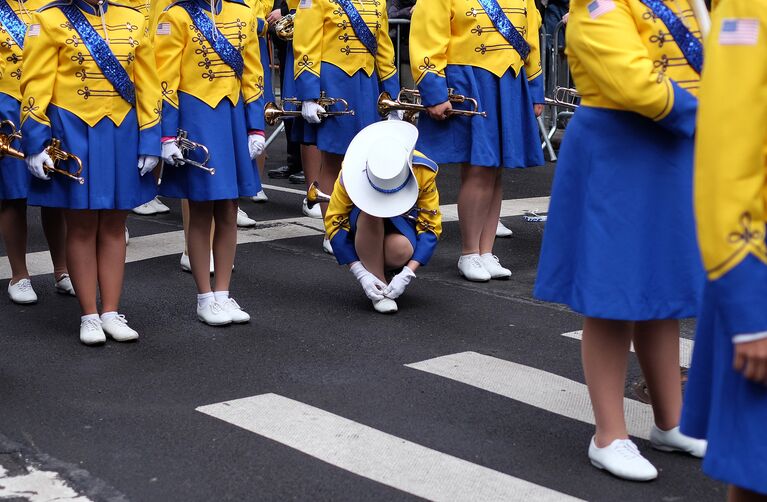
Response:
[59, 4, 136, 105]
[0, 1, 27, 48]
[335, 0, 377, 57]
[640, 0, 703, 74]
[178, 1, 244, 78]
[476, 0, 530, 60]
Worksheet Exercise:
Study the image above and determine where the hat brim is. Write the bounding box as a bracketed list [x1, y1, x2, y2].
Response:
[342, 121, 420, 219]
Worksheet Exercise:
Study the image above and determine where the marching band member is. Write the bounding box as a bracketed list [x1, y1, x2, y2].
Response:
[155, 0, 266, 326]
[682, 1, 767, 498]
[20, 0, 161, 344]
[534, 0, 707, 480]
[292, 0, 399, 250]
[0, 0, 72, 304]
[325, 121, 441, 314]
[248, 0, 271, 203]
[409, 0, 544, 282]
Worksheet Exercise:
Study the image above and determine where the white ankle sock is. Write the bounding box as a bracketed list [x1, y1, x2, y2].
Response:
[101, 311, 118, 322]
[213, 291, 229, 303]
[198, 292, 215, 308]
[81, 313, 100, 323]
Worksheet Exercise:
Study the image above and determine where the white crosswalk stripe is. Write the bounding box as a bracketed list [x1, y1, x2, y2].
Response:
[560, 330, 694, 368]
[0, 464, 91, 502]
[197, 393, 583, 502]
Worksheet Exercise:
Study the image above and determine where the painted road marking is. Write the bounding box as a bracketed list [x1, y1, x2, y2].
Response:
[197, 393, 583, 502]
[0, 196, 550, 280]
[406, 352, 654, 440]
[561, 330, 694, 368]
[0, 464, 91, 501]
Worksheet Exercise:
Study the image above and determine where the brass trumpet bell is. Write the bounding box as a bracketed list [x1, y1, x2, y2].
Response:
[264, 101, 303, 126]
[264, 92, 355, 126]
[0, 120, 24, 160]
[274, 13, 294, 41]
[306, 181, 331, 210]
[377, 88, 488, 122]
[45, 138, 85, 185]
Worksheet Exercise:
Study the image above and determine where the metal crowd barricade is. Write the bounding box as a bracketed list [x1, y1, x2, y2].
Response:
[540, 19, 578, 161]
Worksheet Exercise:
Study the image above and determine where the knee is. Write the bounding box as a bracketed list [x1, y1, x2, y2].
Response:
[384, 235, 413, 267]
[357, 212, 384, 232]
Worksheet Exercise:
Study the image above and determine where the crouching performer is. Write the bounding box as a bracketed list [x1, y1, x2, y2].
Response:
[324, 121, 441, 314]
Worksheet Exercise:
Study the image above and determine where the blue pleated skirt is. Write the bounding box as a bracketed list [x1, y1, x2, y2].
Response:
[681, 278, 767, 495]
[350, 206, 417, 250]
[259, 35, 275, 104]
[282, 41, 318, 145]
[534, 106, 702, 320]
[158, 93, 261, 201]
[415, 66, 544, 168]
[0, 93, 30, 200]
[28, 105, 156, 210]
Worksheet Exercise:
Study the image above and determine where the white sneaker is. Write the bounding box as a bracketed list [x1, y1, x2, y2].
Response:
[237, 208, 256, 228]
[322, 238, 334, 255]
[250, 190, 268, 203]
[150, 197, 170, 214]
[373, 297, 398, 314]
[8, 278, 37, 304]
[221, 297, 250, 323]
[101, 314, 139, 342]
[125, 227, 130, 246]
[197, 301, 232, 326]
[132, 202, 158, 215]
[55, 274, 76, 296]
[588, 437, 658, 481]
[496, 220, 513, 238]
[80, 318, 106, 345]
[180, 252, 214, 274]
[457, 254, 491, 282]
[650, 425, 707, 458]
[302, 198, 322, 219]
[480, 253, 512, 279]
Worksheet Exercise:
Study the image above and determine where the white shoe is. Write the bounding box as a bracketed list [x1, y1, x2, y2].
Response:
[8, 278, 37, 304]
[101, 314, 139, 342]
[480, 253, 512, 280]
[322, 238, 334, 255]
[79, 318, 106, 345]
[125, 227, 130, 246]
[588, 437, 658, 481]
[457, 254, 491, 282]
[132, 202, 158, 215]
[221, 297, 250, 323]
[149, 197, 170, 214]
[180, 252, 214, 274]
[250, 190, 268, 203]
[197, 301, 232, 326]
[55, 274, 76, 296]
[237, 208, 256, 227]
[650, 425, 707, 458]
[496, 220, 513, 238]
[373, 297, 398, 314]
[302, 198, 322, 219]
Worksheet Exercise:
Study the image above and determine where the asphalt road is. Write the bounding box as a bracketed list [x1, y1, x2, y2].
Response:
[0, 129, 721, 501]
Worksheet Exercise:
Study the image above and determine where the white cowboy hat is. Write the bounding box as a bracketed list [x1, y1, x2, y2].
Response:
[342, 121, 420, 219]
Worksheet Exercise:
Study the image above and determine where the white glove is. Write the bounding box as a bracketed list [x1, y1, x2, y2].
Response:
[350, 261, 386, 301]
[387, 110, 404, 121]
[138, 155, 160, 176]
[383, 266, 416, 299]
[161, 140, 184, 165]
[26, 150, 53, 180]
[248, 134, 266, 159]
[301, 101, 326, 124]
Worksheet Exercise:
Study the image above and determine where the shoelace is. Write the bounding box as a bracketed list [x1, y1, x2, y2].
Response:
[613, 440, 642, 460]
[110, 314, 129, 325]
[82, 319, 102, 332]
[210, 302, 224, 314]
[225, 298, 241, 310]
[470, 257, 484, 269]
[15, 279, 32, 291]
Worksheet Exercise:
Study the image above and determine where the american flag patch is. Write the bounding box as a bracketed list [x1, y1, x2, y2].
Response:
[27, 24, 40, 37]
[587, 0, 615, 19]
[719, 18, 759, 46]
[156, 22, 171, 36]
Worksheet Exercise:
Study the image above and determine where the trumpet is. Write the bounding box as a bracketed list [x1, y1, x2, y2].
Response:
[378, 88, 488, 122]
[274, 13, 294, 41]
[0, 121, 84, 184]
[544, 86, 580, 111]
[264, 92, 356, 126]
[158, 129, 215, 185]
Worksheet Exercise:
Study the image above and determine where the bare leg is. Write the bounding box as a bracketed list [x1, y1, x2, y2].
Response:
[582, 317, 634, 447]
[0, 199, 29, 282]
[211, 199, 237, 292]
[729, 486, 767, 502]
[458, 165, 497, 255]
[478, 169, 503, 255]
[319, 152, 342, 218]
[354, 212, 386, 281]
[187, 201, 214, 294]
[633, 320, 683, 430]
[256, 152, 267, 181]
[383, 233, 414, 270]
[96, 210, 128, 313]
[64, 210, 100, 315]
[302, 144, 322, 191]
[40, 206, 68, 280]
[182, 199, 190, 255]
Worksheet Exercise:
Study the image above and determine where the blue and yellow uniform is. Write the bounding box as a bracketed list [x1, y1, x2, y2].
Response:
[681, 0, 767, 494]
[0, 0, 46, 200]
[155, 0, 265, 201]
[534, 0, 704, 319]
[292, 0, 399, 154]
[325, 153, 442, 266]
[125, 0, 151, 33]
[245, 0, 273, 102]
[20, 0, 161, 209]
[409, 0, 544, 168]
